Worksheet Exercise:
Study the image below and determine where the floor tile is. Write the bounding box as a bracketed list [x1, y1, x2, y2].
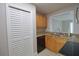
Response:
[38, 48, 64, 56]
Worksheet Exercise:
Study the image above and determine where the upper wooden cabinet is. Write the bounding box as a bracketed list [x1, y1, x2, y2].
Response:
[36, 14, 47, 28]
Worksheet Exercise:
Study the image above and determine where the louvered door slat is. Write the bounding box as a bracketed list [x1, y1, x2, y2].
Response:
[7, 6, 32, 56]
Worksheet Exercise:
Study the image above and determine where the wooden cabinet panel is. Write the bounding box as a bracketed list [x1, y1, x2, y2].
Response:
[45, 35, 51, 48]
[56, 42, 64, 52]
[43, 16, 47, 28]
[56, 37, 68, 52]
[45, 35, 68, 53]
[36, 15, 41, 28]
[40, 16, 44, 27]
[45, 35, 57, 53]
[36, 15, 47, 28]
[49, 38, 57, 52]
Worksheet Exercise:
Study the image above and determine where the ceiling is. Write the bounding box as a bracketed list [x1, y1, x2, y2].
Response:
[33, 3, 76, 15]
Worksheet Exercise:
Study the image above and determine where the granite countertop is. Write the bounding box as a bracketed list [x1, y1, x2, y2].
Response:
[36, 32, 69, 38]
[36, 32, 46, 37]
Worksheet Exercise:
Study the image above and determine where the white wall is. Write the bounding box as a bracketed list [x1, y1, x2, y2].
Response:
[0, 3, 9, 56]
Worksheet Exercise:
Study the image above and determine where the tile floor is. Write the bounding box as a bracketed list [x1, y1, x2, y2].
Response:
[37, 48, 64, 56]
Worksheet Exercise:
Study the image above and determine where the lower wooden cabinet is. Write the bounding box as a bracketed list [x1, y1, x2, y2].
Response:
[45, 35, 57, 52]
[45, 35, 68, 53]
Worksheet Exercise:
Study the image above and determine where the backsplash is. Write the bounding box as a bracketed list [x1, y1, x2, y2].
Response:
[36, 28, 79, 43]
[36, 28, 46, 34]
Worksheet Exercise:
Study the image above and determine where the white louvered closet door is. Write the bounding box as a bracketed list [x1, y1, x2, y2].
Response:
[7, 6, 33, 56]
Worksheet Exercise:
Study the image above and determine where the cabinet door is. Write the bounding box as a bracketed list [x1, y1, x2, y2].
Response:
[45, 36, 57, 53]
[43, 16, 47, 28]
[49, 37, 57, 53]
[56, 42, 63, 52]
[36, 15, 47, 28]
[40, 15, 44, 27]
[56, 37, 68, 52]
[45, 35, 68, 53]
[36, 15, 40, 28]
[45, 36, 51, 48]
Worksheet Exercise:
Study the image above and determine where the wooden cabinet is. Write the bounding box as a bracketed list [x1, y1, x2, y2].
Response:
[45, 35, 57, 52]
[45, 35, 68, 53]
[36, 15, 47, 28]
